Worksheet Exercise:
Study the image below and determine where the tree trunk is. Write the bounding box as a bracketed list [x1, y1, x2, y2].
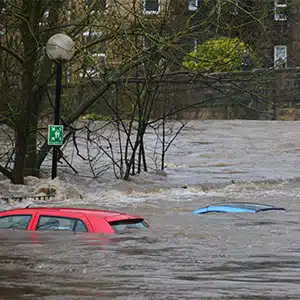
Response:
[11, 0, 40, 184]
[12, 126, 27, 184]
[12, 69, 33, 184]
[25, 110, 39, 177]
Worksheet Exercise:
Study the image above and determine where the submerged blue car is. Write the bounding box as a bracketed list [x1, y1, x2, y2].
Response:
[193, 202, 285, 215]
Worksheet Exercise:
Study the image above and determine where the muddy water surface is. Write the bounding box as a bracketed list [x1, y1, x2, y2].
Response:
[1, 121, 300, 299]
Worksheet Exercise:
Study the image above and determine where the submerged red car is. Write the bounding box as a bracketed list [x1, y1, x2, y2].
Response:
[0, 207, 149, 234]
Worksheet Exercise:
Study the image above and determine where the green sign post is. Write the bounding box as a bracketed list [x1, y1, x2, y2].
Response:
[48, 125, 64, 146]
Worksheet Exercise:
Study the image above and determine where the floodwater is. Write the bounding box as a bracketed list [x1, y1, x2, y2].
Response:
[1, 120, 300, 299]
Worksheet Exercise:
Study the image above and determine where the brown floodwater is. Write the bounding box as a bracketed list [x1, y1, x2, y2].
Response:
[1, 182, 300, 299]
[1, 120, 300, 299]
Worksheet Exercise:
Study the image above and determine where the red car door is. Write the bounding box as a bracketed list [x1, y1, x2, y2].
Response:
[0, 210, 37, 231]
[31, 211, 93, 232]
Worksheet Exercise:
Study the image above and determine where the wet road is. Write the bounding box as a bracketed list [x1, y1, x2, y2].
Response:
[1, 121, 300, 299]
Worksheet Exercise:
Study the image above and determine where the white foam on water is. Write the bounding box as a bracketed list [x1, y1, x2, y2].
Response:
[1, 120, 300, 209]
[0, 176, 85, 210]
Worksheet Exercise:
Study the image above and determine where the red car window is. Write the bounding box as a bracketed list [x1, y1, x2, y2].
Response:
[36, 215, 88, 232]
[0, 215, 32, 230]
[109, 219, 148, 233]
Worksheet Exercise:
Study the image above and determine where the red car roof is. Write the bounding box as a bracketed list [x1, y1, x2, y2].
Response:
[1, 207, 140, 219]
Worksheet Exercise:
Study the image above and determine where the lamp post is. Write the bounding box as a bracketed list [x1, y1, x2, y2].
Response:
[46, 33, 75, 180]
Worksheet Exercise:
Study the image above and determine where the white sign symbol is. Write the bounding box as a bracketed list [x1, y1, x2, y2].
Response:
[48, 125, 64, 145]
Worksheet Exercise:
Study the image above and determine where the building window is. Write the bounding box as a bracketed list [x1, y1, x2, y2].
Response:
[81, 31, 106, 78]
[188, 0, 198, 11]
[188, 0, 205, 11]
[143, 0, 159, 14]
[1, 0, 6, 12]
[274, 45, 287, 68]
[85, 0, 107, 12]
[193, 38, 198, 51]
[230, 0, 239, 16]
[274, 0, 287, 21]
[39, 9, 49, 26]
[82, 31, 106, 55]
[142, 35, 151, 50]
[67, 10, 71, 23]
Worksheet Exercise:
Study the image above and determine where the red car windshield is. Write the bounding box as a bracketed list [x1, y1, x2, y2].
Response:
[109, 219, 148, 233]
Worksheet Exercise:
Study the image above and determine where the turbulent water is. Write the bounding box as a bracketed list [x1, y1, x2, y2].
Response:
[1, 120, 300, 299]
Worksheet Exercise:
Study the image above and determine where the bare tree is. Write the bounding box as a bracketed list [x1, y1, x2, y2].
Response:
[0, 0, 298, 184]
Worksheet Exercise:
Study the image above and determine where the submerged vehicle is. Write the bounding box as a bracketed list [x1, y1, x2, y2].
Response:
[193, 202, 286, 215]
[0, 207, 149, 234]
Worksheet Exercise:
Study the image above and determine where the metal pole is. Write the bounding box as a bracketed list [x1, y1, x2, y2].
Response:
[51, 61, 62, 179]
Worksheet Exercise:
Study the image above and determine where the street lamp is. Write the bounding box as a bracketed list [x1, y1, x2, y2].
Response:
[46, 33, 75, 180]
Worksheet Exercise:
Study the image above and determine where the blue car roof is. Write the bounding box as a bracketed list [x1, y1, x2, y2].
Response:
[193, 202, 285, 215]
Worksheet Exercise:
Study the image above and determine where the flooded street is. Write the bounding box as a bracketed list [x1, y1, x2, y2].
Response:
[1, 120, 300, 299]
